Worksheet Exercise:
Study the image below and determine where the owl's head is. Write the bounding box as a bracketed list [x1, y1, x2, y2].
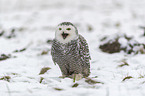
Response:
[55, 22, 78, 44]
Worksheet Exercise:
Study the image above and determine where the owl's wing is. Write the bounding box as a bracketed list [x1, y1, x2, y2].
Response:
[78, 35, 91, 63]
[51, 40, 58, 65]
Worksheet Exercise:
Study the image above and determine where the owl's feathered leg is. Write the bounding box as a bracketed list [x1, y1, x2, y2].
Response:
[59, 75, 67, 78]
[82, 67, 90, 77]
[71, 74, 83, 81]
[58, 64, 69, 77]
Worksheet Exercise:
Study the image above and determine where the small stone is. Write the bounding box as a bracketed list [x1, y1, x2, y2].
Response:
[87, 25, 93, 32]
[41, 50, 48, 55]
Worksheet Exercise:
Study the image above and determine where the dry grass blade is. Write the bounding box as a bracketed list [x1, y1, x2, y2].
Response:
[118, 62, 129, 67]
[13, 48, 26, 53]
[85, 78, 104, 85]
[54, 88, 63, 91]
[72, 83, 79, 88]
[0, 76, 11, 82]
[46, 39, 53, 44]
[0, 31, 4, 36]
[39, 77, 44, 83]
[0, 54, 10, 61]
[39, 67, 51, 75]
[122, 76, 133, 81]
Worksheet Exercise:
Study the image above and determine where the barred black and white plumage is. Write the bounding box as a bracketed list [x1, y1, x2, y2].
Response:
[51, 22, 91, 80]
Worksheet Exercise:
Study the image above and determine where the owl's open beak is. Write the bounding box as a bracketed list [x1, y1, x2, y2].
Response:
[62, 32, 69, 39]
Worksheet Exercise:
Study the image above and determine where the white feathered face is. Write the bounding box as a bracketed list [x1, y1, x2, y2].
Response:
[55, 23, 78, 44]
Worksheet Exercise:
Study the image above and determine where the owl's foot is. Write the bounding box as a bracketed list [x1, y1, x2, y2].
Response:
[71, 74, 83, 82]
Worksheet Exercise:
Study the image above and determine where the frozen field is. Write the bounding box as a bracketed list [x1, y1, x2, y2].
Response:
[0, 0, 145, 96]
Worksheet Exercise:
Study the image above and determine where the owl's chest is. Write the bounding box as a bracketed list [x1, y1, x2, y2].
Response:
[63, 45, 77, 54]
[55, 43, 78, 57]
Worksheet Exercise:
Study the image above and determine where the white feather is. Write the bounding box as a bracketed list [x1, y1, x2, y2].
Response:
[55, 25, 78, 44]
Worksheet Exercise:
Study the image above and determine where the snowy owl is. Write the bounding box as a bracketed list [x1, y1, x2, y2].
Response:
[51, 22, 91, 80]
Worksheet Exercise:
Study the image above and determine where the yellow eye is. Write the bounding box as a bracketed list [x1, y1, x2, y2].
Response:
[59, 28, 62, 30]
[66, 28, 71, 30]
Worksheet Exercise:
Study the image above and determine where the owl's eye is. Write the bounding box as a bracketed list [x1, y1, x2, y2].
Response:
[66, 28, 71, 30]
[59, 28, 62, 30]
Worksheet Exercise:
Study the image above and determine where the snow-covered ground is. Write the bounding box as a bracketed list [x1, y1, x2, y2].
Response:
[0, 0, 145, 96]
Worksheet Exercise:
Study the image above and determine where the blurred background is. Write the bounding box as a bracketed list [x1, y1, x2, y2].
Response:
[0, 0, 145, 34]
[0, 0, 145, 53]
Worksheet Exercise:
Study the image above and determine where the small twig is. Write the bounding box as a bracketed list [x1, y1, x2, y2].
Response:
[139, 26, 145, 36]
[106, 87, 109, 96]
[73, 74, 76, 82]
[6, 83, 11, 96]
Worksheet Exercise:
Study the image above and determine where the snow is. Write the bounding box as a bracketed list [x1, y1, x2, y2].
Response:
[0, 0, 145, 96]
